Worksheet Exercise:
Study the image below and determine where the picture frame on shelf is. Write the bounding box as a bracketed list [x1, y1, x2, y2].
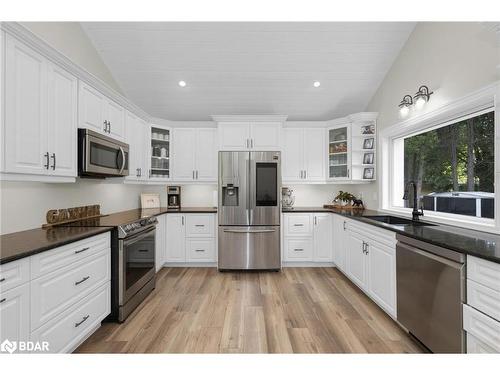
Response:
[141, 193, 161, 209]
[363, 152, 374, 165]
[361, 124, 375, 135]
[363, 167, 374, 180]
[363, 137, 374, 149]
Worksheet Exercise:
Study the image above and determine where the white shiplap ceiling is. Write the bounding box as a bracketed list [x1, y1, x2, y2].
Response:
[81, 22, 415, 121]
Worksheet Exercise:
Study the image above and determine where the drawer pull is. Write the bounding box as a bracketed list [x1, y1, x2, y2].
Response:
[75, 247, 90, 254]
[0, 298, 6, 304]
[75, 314, 90, 328]
[195, 249, 205, 252]
[75, 276, 90, 286]
[138, 249, 149, 252]
[0, 277, 5, 283]
[293, 224, 304, 227]
[195, 225, 205, 227]
[294, 248, 304, 251]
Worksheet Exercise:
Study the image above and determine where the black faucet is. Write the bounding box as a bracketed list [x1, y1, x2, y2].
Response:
[403, 181, 424, 221]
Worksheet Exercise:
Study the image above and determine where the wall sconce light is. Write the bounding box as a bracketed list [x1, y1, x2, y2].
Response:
[413, 85, 433, 109]
[398, 95, 413, 117]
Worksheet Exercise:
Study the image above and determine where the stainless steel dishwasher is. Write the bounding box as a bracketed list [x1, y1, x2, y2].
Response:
[396, 234, 465, 353]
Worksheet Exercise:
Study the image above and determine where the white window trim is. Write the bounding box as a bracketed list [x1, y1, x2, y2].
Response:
[378, 81, 500, 234]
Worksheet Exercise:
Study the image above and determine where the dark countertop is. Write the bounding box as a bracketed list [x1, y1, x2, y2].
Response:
[283, 207, 500, 264]
[0, 207, 217, 264]
[0, 226, 112, 265]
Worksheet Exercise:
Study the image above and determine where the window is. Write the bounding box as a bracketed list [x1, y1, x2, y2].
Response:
[392, 110, 495, 220]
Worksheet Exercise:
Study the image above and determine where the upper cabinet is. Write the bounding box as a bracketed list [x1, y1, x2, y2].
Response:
[78, 82, 125, 142]
[327, 123, 351, 181]
[282, 127, 325, 182]
[125, 111, 149, 181]
[149, 125, 171, 181]
[214, 116, 286, 151]
[3, 34, 77, 179]
[172, 128, 217, 182]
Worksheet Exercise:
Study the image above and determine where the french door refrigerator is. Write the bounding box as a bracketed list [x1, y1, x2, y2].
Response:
[218, 151, 281, 270]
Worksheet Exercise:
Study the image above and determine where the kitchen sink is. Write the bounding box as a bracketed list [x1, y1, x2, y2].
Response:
[363, 215, 436, 227]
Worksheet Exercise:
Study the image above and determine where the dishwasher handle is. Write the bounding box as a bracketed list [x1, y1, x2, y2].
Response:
[397, 241, 464, 270]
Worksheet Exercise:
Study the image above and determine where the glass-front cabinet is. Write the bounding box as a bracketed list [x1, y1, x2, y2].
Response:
[328, 124, 351, 180]
[149, 125, 171, 180]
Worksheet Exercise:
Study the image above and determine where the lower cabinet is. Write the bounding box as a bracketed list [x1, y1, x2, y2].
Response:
[346, 229, 368, 289]
[166, 213, 216, 264]
[283, 213, 332, 264]
[155, 214, 167, 271]
[0, 232, 111, 353]
[332, 215, 348, 271]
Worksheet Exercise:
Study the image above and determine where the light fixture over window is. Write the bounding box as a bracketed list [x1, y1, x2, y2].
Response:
[178, 80, 187, 87]
[413, 85, 433, 108]
[398, 95, 413, 117]
[313, 81, 321, 88]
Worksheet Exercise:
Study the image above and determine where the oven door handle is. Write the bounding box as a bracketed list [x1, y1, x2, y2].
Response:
[118, 146, 126, 174]
[123, 226, 156, 246]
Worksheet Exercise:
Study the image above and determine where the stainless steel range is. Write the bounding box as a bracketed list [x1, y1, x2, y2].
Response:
[218, 151, 281, 270]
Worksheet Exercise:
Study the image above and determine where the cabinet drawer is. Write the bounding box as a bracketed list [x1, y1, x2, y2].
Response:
[0, 283, 30, 342]
[31, 232, 110, 278]
[0, 257, 30, 293]
[186, 238, 216, 262]
[463, 304, 500, 352]
[467, 333, 497, 353]
[285, 238, 313, 261]
[467, 279, 500, 321]
[285, 214, 312, 236]
[31, 248, 110, 330]
[185, 214, 215, 237]
[30, 283, 110, 353]
[467, 256, 500, 292]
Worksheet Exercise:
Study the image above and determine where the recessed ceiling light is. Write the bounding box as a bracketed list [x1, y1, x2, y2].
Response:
[313, 81, 321, 88]
[178, 80, 187, 87]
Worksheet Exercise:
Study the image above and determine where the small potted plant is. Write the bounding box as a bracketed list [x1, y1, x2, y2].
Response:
[334, 191, 356, 207]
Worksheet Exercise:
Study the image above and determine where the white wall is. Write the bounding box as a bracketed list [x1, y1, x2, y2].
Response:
[359, 22, 500, 208]
[20, 22, 123, 94]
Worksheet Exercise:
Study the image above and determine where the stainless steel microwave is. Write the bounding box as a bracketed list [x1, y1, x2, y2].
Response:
[78, 128, 129, 177]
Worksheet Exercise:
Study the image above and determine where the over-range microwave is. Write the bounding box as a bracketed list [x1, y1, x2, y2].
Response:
[78, 128, 129, 178]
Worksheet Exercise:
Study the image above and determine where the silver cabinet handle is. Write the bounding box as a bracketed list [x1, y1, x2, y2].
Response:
[195, 224, 205, 227]
[314, 216, 317, 225]
[192, 170, 195, 179]
[139, 168, 142, 177]
[343, 221, 346, 231]
[51, 153, 56, 170]
[294, 248, 304, 252]
[304, 170, 307, 179]
[44, 152, 50, 169]
[365, 243, 369, 255]
[293, 223, 304, 227]
[75, 315, 90, 328]
[75, 276, 90, 285]
[0, 298, 6, 304]
[0, 277, 5, 283]
[136, 168, 140, 177]
[74, 247, 90, 254]
[182, 216, 184, 225]
[138, 249, 149, 252]
[108, 121, 111, 133]
[246, 139, 249, 148]
[251, 139, 253, 148]
[347, 168, 350, 178]
[195, 249, 205, 252]
[196, 170, 198, 179]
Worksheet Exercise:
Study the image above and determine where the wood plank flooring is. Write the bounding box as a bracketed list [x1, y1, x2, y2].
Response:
[75, 267, 425, 353]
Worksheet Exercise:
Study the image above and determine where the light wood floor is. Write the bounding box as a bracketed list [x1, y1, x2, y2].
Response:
[75, 267, 425, 353]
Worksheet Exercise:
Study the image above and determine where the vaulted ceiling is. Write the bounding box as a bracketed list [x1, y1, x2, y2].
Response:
[81, 22, 415, 121]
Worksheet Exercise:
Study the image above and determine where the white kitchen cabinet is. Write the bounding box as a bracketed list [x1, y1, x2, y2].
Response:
[218, 122, 282, 151]
[0, 283, 30, 343]
[172, 128, 217, 182]
[3, 35, 77, 178]
[166, 213, 216, 264]
[327, 123, 351, 181]
[78, 81, 125, 141]
[284, 237, 313, 261]
[346, 229, 368, 289]
[366, 240, 396, 316]
[313, 213, 333, 261]
[125, 111, 148, 181]
[332, 214, 348, 272]
[149, 124, 171, 181]
[155, 214, 167, 271]
[282, 128, 325, 182]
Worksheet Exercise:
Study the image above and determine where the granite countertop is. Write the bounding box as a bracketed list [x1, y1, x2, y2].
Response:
[0, 226, 112, 264]
[284, 206, 500, 264]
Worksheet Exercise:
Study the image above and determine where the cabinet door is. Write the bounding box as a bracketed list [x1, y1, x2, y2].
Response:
[155, 215, 167, 271]
[346, 230, 368, 289]
[172, 128, 196, 180]
[218, 122, 250, 150]
[78, 82, 105, 133]
[4, 35, 48, 175]
[0, 283, 30, 343]
[304, 128, 326, 181]
[186, 238, 216, 262]
[47, 63, 77, 177]
[332, 215, 347, 271]
[250, 122, 281, 150]
[328, 124, 351, 180]
[282, 128, 304, 181]
[195, 128, 217, 181]
[125, 112, 141, 180]
[367, 241, 396, 317]
[165, 214, 186, 262]
[284, 237, 313, 261]
[105, 99, 126, 141]
[313, 214, 333, 261]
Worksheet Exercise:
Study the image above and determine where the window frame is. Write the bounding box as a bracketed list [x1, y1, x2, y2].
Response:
[379, 83, 499, 233]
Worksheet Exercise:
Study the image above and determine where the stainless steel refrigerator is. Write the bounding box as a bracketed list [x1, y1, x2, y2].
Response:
[218, 151, 281, 270]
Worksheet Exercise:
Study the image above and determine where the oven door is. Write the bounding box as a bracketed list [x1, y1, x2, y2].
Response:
[80, 129, 129, 177]
[119, 227, 156, 306]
